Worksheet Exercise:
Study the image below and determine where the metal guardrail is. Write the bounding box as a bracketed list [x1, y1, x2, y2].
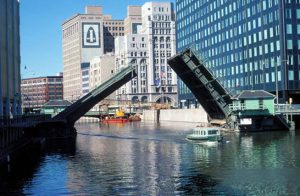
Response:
[0, 114, 52, 126]
[229, 103, 300, 115]
[275, 104, 300, 114]
[229, 103, 267, 111]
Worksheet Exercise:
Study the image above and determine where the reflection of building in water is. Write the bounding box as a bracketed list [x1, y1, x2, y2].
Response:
[66, 124, 181, 195]
[66, 133, 136, 193]
[190, 132, 294, 175]
[193, 144, 214, 161]
[191, 143, 224, 174]
[237, 135, 286, 169]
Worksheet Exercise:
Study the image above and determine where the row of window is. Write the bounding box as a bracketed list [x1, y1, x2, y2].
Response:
[178, 12, 279, 42]
[130, 43, 147, 48]
[104, 26, 124, 31]
[104, 21, 123, 25]
[177, 0, 278, 20]
[130, 51, 147, 57]
[22, 92, 63, 98]
[150, 14, 172, 22]
[132, 37, 145, 42]
[153, 29, 171, 35]
[63, 22, 79, 38]
[154, 43, 172, 49]
[153, 22, 172, 28]
[104, 32, 124, 36]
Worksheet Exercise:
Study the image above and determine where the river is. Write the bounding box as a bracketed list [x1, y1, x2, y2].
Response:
[1, 121, 300, 195]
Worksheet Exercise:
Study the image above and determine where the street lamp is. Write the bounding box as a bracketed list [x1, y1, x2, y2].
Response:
[275, 60, 279, 105]
[273, 59, 287, 105]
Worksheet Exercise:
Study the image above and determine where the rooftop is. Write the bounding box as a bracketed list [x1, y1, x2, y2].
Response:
[43, 99, 72, 107]
[233, 90, 275, 100]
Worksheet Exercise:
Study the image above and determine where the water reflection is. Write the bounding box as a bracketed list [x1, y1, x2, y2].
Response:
[1, 122, 300, 195]
[68, 122, 185, 195]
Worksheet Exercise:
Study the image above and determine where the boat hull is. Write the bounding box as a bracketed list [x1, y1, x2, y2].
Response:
[101, 117, 141, 123]
[102, 118, 129, 123]
[186, 134, 220, 141]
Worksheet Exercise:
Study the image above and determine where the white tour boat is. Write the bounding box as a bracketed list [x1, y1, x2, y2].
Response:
[186, 127, 222, 141]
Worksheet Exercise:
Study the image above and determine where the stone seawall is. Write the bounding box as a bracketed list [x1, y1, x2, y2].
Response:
[143, 108, 208, 124]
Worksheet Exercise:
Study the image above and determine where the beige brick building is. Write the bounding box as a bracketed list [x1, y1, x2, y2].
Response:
[62, 6, 124, 101]
[124, 6, 142, 35]
[89, 54, 115, 109]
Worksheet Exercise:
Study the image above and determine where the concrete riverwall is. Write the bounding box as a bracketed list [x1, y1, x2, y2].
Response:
[143, 108, 208, 124]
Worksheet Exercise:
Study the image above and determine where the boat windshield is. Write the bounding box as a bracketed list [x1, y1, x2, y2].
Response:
[208, 130, 218, 135]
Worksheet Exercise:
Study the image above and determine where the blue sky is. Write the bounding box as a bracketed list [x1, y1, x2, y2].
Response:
[20, 0, 175, 78]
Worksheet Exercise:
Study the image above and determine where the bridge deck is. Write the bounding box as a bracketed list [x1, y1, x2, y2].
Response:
[53, 66, 137, 125]
[168, 48, 232, 120]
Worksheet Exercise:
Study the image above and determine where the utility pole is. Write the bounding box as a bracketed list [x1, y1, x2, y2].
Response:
[275, 61, 279, 105]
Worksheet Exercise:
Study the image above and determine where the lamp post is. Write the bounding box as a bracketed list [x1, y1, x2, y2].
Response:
[274, 59, 288, 105]
[275, 61, 279, 105]
[275, 60, 288, 105]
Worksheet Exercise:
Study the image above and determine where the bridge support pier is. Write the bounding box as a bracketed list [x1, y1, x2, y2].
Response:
[24, 121, 77, 139]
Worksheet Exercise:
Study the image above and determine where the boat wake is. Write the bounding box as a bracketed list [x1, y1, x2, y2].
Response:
[77, 132, 165, 142]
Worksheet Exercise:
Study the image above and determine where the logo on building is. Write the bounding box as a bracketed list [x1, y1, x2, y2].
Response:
[82, 23, 100, 48]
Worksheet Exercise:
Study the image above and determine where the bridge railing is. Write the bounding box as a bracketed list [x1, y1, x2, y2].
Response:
[229, 103, 268, 112]
[275, 104, 300, 114]
[0, 114, 52, 126]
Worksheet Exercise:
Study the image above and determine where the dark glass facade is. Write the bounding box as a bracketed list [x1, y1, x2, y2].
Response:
[176, 0, 300, 107]
[0, 0, 21, 116]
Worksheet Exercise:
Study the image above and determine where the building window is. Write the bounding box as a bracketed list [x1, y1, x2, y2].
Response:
[297, 9, 300, 19]
[288, 70, 294, 80]
[287, 40, 293, 50]
[287, 24, 292, 34]
[276, 40, 280, 51]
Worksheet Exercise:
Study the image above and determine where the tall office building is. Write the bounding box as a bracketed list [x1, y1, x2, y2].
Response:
[176, 0, 300, 107]
[62, 6, 124, 101]
[124, 6, 142, 35]
[103, 19, 124, 53]
[89, 54, 115, 101]
[115, 34, 149, 102]
[0, 0, 21, 117]
[115, 2, 177, 105]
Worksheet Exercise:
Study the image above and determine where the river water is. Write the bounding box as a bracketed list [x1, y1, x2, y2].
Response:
[1, 122, 300, 195]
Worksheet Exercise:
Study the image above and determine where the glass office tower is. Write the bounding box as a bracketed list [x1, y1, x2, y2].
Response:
[176, 0, 300, 108]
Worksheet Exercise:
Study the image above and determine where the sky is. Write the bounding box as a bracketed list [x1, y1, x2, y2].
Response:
[20, 0, 175, 78]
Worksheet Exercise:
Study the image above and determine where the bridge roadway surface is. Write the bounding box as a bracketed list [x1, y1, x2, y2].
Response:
[167, 48, 232, 120]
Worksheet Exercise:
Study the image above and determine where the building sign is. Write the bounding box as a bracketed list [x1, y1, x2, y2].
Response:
[82, 23, 100, 48]
[240, 118, 252, 125]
